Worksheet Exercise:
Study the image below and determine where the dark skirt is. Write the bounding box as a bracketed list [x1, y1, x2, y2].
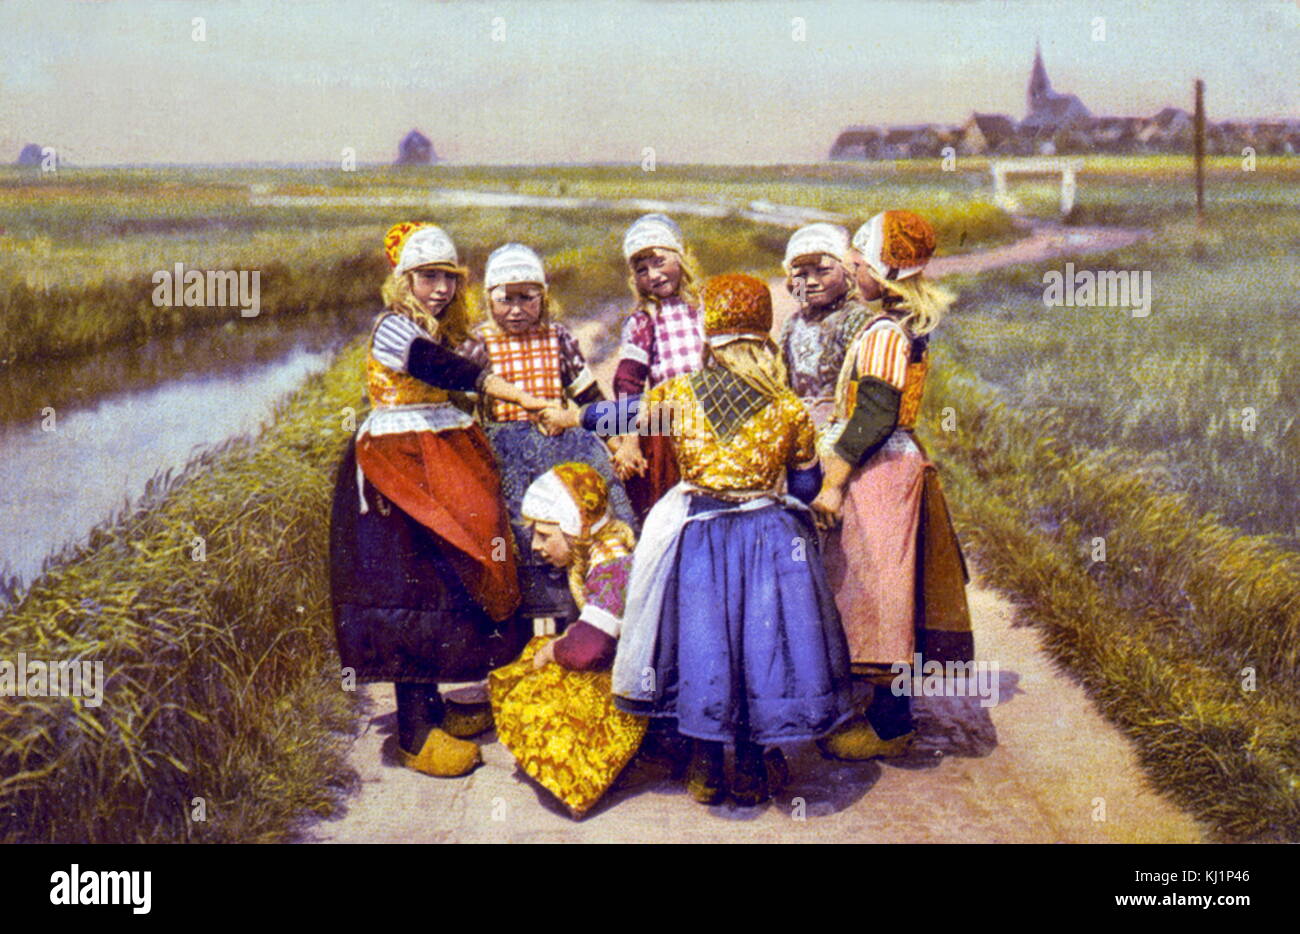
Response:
[329, 436, 529, 684]
[618, 494, 854, 745]
[484, 420, 637, 619]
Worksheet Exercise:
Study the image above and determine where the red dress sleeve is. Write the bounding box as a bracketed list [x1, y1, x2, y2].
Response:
[551, 621, 617, 671]
[614, 312, 654, 397]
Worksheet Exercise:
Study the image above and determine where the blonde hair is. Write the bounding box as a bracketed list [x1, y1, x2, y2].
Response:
[703, 337, 788, 401]
[626, 247, 703, 315]
[566, 519, 637, 609]
[872, 271, 954, 337]
[381, 264, 470, 346]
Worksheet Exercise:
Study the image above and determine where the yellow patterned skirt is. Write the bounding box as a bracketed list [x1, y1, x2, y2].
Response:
[488, 636, 648, 818]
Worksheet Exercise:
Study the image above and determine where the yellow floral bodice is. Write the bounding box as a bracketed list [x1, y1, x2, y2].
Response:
[365, 314, 451, 407]
[644, 375, 817, 493]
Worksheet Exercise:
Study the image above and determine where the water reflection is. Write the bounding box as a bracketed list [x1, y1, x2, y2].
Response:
[0, 308, 370, 426]
[0, 308, 369, 590]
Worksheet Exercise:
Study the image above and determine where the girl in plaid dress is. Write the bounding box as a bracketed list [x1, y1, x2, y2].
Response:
[611, 214, 707, 523]
[459, 243, 635, 621]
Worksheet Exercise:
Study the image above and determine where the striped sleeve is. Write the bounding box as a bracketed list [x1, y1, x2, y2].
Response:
[371, 313, 424, 372]
[855, 322, 910, 390]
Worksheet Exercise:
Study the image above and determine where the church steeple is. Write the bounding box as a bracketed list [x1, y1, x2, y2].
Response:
[1028, 41, 1052, 109]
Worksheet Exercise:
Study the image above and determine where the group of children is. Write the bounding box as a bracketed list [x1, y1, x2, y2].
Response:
[328, 210, 974, 817]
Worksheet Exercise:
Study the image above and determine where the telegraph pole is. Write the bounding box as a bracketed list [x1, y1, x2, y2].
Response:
[1194, 79, 1206, 223]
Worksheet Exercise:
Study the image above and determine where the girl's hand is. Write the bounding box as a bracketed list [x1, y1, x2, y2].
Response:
[532, 639, 557, 670]
[536, 404, 578, 435]
[810, 487, 845, 531]
[516, 392, 552, 413]
[612, 436, 647, 479]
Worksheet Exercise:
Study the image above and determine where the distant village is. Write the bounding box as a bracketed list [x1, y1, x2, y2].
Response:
[15, 47, 1298, 168]
[829, 46, 1300, 160]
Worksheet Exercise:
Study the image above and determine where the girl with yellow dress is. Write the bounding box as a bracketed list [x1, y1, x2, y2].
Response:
[543, 274, 853, 807]
[488, 463, 646, 818]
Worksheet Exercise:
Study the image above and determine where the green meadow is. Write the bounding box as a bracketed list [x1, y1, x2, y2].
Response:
[941, 166, 1300, 543]
[922, 158, 1300, 838]
[0, 163, 1014, 364]
[1, 157, 1297, 841]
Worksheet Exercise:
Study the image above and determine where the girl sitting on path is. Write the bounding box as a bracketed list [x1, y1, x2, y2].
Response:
[811, 210, 976, 760]
[329, 222, 551, 778]
[488, 463, 646, 819]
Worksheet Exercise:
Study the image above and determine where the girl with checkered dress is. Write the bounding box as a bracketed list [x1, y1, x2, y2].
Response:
[611, 214, 707, 523]
[458, 243, 636, 622]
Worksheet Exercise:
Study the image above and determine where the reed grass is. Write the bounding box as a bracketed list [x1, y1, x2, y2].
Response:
[0, 343, 367, 842]
[938, 188, 1300, 543]
[920, 359, 1300, 839]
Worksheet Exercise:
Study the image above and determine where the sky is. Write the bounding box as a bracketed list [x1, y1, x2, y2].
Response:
[1, 0, 1296, 165]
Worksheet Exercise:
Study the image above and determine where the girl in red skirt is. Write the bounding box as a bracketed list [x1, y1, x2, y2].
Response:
[330, 222, 550, 777]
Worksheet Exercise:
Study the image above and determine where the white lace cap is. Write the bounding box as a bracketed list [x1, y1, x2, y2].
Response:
[395, 225, 459, 275]
[485, 243, 546, 290]
[623, 213, 685, 262]
[783, 222, 851, 274]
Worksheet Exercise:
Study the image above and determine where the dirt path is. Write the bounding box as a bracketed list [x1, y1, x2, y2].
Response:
[304, 218, 1205, 844]
[928, 217, 1149, 278]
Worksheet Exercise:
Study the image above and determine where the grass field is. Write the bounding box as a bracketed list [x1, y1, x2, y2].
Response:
[0, 348, 365, 842]
[921, 357, 1300, 840]
[917, 158, 1300, 839]
[940, 171, 1300, 543]
[2, 155, 1298, 841]
[0, 163, 1015, 365]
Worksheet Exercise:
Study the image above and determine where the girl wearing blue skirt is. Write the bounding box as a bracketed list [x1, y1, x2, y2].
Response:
[542, 273, 853, 806]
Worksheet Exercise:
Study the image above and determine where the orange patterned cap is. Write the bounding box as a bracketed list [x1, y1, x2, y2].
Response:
[851, 210, 937, 280]
[384, 221, 431, 268]
[701, 273, 772, 340]
[521, 462, 609, 537]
